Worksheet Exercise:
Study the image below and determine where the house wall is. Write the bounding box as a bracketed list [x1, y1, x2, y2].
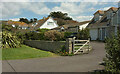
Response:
[66, 26, 79, 32]
[90, 28, 98, 40]
[40, 17, 58, 29]
[118, 8, 120, 26]
[79, 23, 89, 30]
[24, 40, 66, 52]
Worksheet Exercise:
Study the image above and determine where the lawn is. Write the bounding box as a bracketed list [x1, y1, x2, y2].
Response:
[2, 45, 57, 60]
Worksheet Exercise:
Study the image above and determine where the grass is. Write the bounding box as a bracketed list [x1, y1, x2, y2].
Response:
[2, 45, 57, 60]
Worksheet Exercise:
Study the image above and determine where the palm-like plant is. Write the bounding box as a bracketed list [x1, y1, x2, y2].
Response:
[2, 31, 21, 48]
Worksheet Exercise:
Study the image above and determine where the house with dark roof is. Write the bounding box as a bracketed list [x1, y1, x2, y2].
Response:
[87, 6, 120, 40]
[34, 17, 59, 29]
[52, 21, 90, 32]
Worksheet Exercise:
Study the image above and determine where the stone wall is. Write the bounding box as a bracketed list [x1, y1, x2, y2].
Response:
[24, 40, 66, 52]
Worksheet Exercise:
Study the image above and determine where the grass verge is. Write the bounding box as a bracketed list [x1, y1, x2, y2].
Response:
[2, 45, 57, 60]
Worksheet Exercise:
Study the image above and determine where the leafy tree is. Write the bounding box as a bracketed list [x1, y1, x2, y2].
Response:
[33, 18, 37, 22]
[19, 18, 29, 24]
[49, 11, 72, 20]
[104, 31, 120, 73]
[30, 19, 33, 23]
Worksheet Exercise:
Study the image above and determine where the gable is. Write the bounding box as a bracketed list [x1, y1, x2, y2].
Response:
[40, 17, 59, 29]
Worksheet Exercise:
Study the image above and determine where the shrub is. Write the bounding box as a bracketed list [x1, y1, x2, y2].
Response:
[2, 31, 21, 48]
[63, 32, 73, 40]
[36, 28, 49, 33]
[104, 31, 120, 73]
[24, 32, 45, 40]
[77, 28, 90, 40]
[16, 31, 25, 43]
[44, 30, 64, 41]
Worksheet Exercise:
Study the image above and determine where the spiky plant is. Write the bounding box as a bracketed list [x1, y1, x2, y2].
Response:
[2, 31, 21, 48]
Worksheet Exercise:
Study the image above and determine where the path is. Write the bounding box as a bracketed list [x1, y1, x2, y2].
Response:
[2, 41, 106, 72]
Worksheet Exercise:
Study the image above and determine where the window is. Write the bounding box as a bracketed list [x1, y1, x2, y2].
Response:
[47, 22, 54, 25]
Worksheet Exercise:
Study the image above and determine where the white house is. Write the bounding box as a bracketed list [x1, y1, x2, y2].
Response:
[88, 10, 104, 40]
[34, 17, 59, 29]
[79, 23, 89, 30]
[88, 7, 119, 40]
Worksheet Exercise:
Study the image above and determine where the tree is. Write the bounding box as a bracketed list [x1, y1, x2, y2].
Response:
[33, 18, 37, 22]
[30, 19, 33, 23]
[48, 11, 72, 20]
[19, 18, 29, 24]
[104, 31, 120, 73]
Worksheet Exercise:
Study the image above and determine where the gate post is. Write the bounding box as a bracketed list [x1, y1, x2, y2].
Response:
[66, 38, 73, 54]
[66, 37, 75, 54]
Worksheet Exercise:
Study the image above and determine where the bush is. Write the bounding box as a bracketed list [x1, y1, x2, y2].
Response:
[16, 31, 26, 43]
[2, 31, 21, 48]
[104, 32, 120, 73]
[44, 30, 64, 41]
[77, 28, 90, 40]
[63, 32, 73, 39]
[36, 28, 49, 33]
[24, 32, 45, 40]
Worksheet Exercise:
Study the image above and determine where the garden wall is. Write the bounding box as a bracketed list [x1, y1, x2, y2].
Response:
[24, 40, 66, 52]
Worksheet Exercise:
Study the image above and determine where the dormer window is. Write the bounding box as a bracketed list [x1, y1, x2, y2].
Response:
[47, 22, 54, 25]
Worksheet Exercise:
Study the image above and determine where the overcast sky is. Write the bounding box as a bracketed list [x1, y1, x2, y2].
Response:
[0, 0, 119, 22]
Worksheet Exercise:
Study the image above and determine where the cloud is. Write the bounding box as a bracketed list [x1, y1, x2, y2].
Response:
[1, 2, 50, 18]
[74, 16, 93, 21]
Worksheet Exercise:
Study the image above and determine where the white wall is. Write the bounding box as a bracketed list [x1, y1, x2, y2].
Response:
[40, 17, 58, 29]
[90, 28, 98, 40]
[79, 23, 89, 30]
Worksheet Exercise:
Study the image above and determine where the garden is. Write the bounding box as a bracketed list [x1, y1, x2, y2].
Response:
[2, 24, 90, 60]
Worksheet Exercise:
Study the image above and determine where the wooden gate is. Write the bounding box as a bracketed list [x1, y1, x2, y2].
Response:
[73, 38, 90, 54]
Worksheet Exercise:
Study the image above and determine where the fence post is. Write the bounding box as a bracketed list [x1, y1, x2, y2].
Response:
[66, 38, 73, 54]
[88, 38, 90, 51]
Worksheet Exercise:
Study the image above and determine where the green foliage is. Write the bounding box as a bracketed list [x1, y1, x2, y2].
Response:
[49, 11, 72, 20]
[104, 32, 120, 73]
[63, 32, 73, 40]
[16, 31, 26, 44]
[77, 28, 90, 40]
[44, 30, 64, 41]
[36, 28, 49, 33]
[2, 24, 13, 31]
[24, 32, 45, 40]
[2, 31, 21, 48]
[19, 18, 29, 24]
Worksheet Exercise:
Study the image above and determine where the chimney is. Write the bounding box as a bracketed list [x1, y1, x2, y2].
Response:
[43, 17, 46, 20]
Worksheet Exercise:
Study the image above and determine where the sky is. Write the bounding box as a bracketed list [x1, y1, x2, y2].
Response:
[0, 0, 119, 22]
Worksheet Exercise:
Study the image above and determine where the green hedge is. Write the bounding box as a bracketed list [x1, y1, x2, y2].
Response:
[104, 31, 120, 73]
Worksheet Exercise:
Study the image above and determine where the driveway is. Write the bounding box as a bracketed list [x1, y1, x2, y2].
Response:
[2, 41, 106, 72]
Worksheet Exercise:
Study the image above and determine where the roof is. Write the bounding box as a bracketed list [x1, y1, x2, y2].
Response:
[88, 7, 118, 28]
[53, 21, 90, 30]
[108, 7, 118, 12]
[7, 21, 28, 27]
[35, 17, 49, 28]
[94, 10, 104, 15]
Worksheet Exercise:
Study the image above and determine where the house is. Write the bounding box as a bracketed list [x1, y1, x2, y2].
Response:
[34, 17, 59, 29]
[87, 6, 119, 40]
[7, 21, 28, 29]
[52, 21, 90, 32]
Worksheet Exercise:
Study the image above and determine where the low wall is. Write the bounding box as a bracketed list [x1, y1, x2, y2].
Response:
[24, 40, 66, 52]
